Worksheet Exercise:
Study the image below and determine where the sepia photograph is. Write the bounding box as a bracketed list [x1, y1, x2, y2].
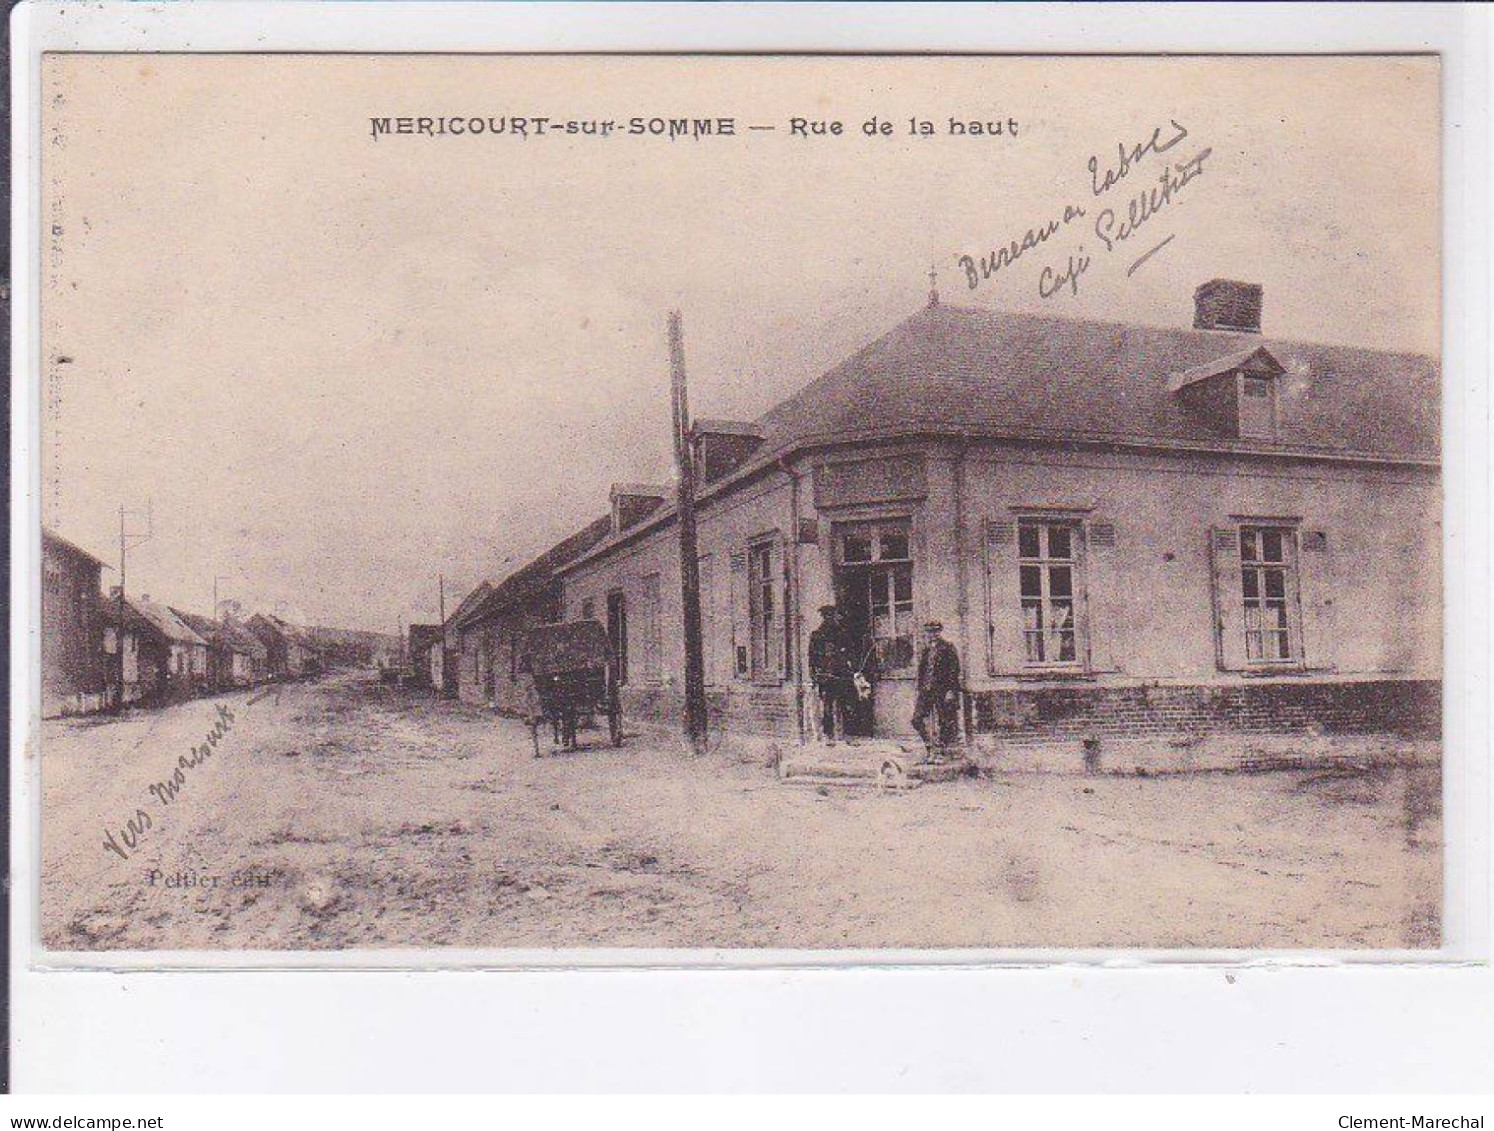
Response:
[34, 52, 1443, 955]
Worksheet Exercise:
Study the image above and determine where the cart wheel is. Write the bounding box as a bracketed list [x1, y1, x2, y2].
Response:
[609, 704, 623, 747]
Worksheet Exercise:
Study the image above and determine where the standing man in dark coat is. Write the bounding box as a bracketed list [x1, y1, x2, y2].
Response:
[808, 604, 854, 744]
[912, 619, 962, 757]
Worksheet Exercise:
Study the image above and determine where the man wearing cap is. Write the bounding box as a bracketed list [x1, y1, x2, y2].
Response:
[912, 620, 962, 757]
[808, 603, 855, 744]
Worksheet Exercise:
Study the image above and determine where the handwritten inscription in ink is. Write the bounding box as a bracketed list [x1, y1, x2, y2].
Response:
[957, 120, 1212, 301]
[102, 703, 238, 860]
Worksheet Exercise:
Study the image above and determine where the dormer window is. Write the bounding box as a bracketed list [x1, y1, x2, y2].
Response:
[1170, 345, 1285, 441]
[691, 419, 764, 483]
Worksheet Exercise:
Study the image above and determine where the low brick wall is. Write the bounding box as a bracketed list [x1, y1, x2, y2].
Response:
[619, 683, 800, 739]
[626, 677, 1440, 770]
[968, 678, 1440, 744]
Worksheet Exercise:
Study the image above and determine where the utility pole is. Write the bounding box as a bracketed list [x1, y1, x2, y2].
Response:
[437, 572, 448, 695]
[113, 499, 153, 712]
[115, 507, 124, 712]
[669, 311, 709, 755]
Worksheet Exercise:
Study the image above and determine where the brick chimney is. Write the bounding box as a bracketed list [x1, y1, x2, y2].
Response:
[1193, 279, 1263, 333]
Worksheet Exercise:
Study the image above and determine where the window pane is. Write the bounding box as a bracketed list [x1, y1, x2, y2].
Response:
[1261, 530, 1284, 563]
[1057, 631, 1077, 662]
[1023, 601, 1043, 631]
[1246, 631, 1262, 660]
[1018, 523, 1041, 559]
[879, 530, 910, 561]
[1240, 529, 1258, 561]
[1024, 632, 1044, 663]
[882, 636, 915, 670]
[1243, 376, 1270, 398]
[1263, 568, 1286, 599]
[1020, 565, 1043, 597]
[1049, 565, 1073, 598]
[1241, 568, 1259, 599]
[842, 534, 871, 563]
[1265, 600, 1288, 629]
[1050, 600, 1073, 630]
[1271, 632, 1291, 660]
[893, 604, 913, 637]
[1047, 525, 1072, 561]
[893, 565, 912, 602]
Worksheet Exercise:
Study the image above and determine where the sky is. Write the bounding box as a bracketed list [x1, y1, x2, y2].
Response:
[39, 54, 1440, 632]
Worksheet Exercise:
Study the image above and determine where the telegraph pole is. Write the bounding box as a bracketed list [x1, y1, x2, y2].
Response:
[112, 500, 152, 712]
[670, 311, 709, 754]
[438, 572, 448, 695]
[115, 506, 125, 712]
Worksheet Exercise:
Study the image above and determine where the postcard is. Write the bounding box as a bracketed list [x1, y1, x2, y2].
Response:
[35, 52, 1443, 954]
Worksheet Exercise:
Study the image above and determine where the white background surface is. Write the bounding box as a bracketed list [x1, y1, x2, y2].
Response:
[9, 2, 1492, 1092]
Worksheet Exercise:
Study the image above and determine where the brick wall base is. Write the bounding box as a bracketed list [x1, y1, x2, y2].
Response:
[619, 683, 801, 739]
[621, 678, 1441, 774]
[968, 678, 1440, 744]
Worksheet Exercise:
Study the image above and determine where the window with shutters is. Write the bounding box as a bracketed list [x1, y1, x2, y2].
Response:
[729, 550, 749, 677]
[1237, 525, 1298, 663]
[640, 572, 663, 682]
[698, 553, 722, 687]
[1017, 519, 1083, 666]
[747, 540, 782, 678]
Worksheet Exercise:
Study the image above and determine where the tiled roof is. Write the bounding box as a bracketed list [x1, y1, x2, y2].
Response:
[42, 527, 111, 571]
[248, 613, 321, 651]
[446, 582, 493, 632]
[170, 609, 270, 659]
[470, 514, 614, 624]
[559, 301, 1439, 574]
[219, 620, 270, 659]
[133, 598, 208, 646]
[754, 303, 1439, 464]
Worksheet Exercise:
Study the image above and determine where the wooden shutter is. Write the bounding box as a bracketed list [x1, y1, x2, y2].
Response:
[1083, 521, 1122, 673]
[774, 537, 788, 676]
[1296, 529, 1335, 670]
[728, 549, 747, 679]
[698, 554, 717, 686]
[1208, 526, 1249, 671]
[985, 520, 1025, 676]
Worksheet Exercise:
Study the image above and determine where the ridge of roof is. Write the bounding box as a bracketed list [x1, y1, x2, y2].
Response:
[558, 300, 1439, 576]
[472, 514, 615, 622]
[42, 527, 111, 571]
[134, 598, 208, 646]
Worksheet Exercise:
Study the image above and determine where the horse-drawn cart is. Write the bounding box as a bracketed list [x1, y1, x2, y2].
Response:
[524, 619, 623, 756]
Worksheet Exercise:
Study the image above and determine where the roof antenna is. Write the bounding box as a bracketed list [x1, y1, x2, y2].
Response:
[927, 263, 940, 308]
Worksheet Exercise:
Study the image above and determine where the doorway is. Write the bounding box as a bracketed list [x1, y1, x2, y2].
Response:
[832, 519, 915, 738]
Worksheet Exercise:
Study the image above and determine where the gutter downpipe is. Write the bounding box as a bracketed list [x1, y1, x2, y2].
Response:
[780, 456, 807, 745]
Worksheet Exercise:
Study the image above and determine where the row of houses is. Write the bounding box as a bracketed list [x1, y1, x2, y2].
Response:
[438, 279, 1440, 750]
[41, 529, 329, 718]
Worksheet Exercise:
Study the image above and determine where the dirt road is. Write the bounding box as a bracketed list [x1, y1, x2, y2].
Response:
[38, 671, 1441, 951]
